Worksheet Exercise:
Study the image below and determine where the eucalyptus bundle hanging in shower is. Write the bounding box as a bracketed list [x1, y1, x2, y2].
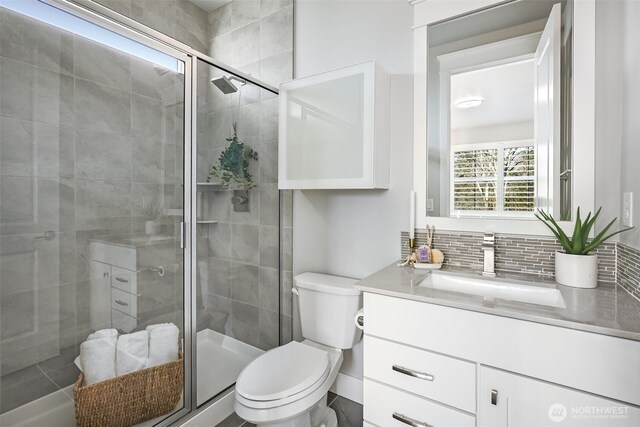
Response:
[208, 122, 258, 190]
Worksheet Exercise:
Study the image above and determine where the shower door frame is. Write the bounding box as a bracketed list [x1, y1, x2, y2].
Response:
[38, 0, 280, 424]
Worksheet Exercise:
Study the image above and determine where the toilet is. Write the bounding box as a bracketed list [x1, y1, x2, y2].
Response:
[234, 273, 362, 427]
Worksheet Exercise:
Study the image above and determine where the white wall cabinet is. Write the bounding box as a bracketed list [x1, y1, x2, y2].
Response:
[278, 61, 390, 189]
[363, 292, 640, 427]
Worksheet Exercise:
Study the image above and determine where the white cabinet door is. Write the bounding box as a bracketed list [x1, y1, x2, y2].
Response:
[479, 366, 640, 427]
[90, 260, 111, 331]
[278, 61, 389, 189]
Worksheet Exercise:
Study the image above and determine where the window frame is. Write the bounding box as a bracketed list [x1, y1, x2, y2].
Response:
[450, 139, 535, 218]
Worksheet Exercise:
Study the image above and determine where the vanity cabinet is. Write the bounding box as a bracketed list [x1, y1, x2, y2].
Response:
[479, 366, 640, 427]
[89, 239, 175, 333]
[278, 60, 390, 189]
[363, 292, 640, 427]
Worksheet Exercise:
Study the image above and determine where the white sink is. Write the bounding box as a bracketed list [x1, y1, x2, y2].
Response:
[418, 271, 566, 308]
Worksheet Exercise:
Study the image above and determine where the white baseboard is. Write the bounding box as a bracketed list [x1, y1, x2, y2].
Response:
[180, 389, 235, 427]
[330, 372, 363, 405]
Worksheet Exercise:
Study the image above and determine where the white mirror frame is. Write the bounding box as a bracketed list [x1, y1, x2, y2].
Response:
[411, 0, 595, 236]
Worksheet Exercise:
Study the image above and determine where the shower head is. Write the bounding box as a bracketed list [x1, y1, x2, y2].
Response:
[211, 75, 246, 94]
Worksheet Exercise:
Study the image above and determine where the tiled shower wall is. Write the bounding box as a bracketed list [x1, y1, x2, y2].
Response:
[618, 243, 640, 301]
[200, 0, 294, 348]
[401, 230, 617, 282]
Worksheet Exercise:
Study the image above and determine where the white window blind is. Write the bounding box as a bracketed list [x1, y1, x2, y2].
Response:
[451, 141, 535, 216]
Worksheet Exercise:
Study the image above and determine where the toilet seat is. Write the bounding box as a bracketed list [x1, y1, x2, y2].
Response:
[236, 341, 331, 409]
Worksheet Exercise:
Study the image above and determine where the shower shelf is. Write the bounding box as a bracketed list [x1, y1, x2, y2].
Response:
[196, 220, 219, 224]
[197, 182, 223, 192]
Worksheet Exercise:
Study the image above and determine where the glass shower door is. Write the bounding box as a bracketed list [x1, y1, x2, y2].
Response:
[0, 1, 190, 424]
[194, 58, 280, 406]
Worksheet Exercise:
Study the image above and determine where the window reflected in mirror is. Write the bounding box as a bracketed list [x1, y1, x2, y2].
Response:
[426, 0, 573, 220]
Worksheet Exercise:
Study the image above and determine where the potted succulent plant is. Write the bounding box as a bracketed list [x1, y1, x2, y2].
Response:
[208, 123, 258, 190]
[535, 207, 633, 288]
[140, 199, 164, 235]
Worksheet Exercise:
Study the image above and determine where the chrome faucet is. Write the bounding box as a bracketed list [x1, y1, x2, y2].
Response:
[482, 233, 496, 277]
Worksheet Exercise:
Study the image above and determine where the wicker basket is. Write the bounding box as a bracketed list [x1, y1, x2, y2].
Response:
[73, 353, 183, 427]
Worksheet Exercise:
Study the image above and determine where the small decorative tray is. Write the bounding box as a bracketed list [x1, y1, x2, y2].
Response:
[413, 262, 443, 270]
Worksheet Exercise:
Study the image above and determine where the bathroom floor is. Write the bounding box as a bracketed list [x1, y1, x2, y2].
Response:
[218, 392, 364, 427]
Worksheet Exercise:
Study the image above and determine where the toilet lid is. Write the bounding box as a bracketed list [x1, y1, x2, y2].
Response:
[236, 341, 330, 401]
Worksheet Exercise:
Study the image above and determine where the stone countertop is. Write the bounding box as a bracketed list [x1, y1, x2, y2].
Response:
[90, 234, 175, 249]
[355, 263, 640, 341]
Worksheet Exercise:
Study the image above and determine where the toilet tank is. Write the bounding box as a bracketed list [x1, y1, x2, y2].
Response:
[294, 273, 362, 349]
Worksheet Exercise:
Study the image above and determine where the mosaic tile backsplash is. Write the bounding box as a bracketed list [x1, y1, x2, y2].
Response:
[618, 243, 640, 301]
[400, 230, 617, 283]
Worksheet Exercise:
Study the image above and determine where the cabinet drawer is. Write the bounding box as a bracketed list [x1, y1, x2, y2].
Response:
[111, 309, 137, 333]
[111, 287, 137, 318]
[364, 379, 475, 427]
[364, 335, 476, 413]
[111, 266, 137, 294]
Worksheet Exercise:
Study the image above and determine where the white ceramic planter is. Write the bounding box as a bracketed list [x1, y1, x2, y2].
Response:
[554, 251, 598, 288]
[144, 220, 161, 235]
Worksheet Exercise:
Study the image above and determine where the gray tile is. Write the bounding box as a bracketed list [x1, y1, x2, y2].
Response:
[130, 0, 177, 40]
[280, 270, 292, 316]
[0, 57, 74, 127]
[261, 0, 293, 17]
[75, 78, 130, 135]
[259, 308, 279, 350]
[281, 227, 292, 271]
[231, 224, 260, 264]
[206, 258, 232, 298]
[0, 117, 72, 179]
[259, 225, 279, 268]
[259, 267, 279, 312]
[217, 411, 245, 427]
[231, 300, 260, 347]
[280, 189, 293, 228]
[0, 369, 58, 413]
[131, 57, 182, 102]
[133, 137, 164, 183]
[259, 144, 278, 184]
[280, 314, 292, 345]
[175, 0, 209, 53]
[0, 9, 74, 75]
[75, 129, 132, 181]
[208, 222, 232, 259]
[260, 184, 279, 226]
[132, 94, 163, 140]
[208, 2, 233, 39]
[236, 102, 260, 145]
[259, 97, 279, 142]
[231, 0, 260, 30]
[231, 262, 260, 306]
[74, 35, 131, 91]
[330, 396, 363, 427]
[259, 5, 293, 59]
[0, 177, 61, 230]
[259, 50, 293, 89]
[74, 180, 132, 232]
[211, 21, 260, 68]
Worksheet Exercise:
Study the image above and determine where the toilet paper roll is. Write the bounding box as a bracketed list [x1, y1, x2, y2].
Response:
[354, 308, 364, 330]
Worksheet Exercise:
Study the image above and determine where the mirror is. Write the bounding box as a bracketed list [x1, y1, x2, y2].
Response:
[426, 0, 573, 220]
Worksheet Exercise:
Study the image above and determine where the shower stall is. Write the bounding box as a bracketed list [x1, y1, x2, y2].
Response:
[0, 0, 285, 425]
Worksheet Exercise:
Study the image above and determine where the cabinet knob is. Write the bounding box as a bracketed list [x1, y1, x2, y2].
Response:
[103, 272, 109, 278]
[115, 300, 128, 307]
[491, 389, 498, 405]
[392, 365, 435, 382]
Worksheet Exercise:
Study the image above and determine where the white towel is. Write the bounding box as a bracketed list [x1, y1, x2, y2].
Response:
[116, 330, 149, 376]
[79, 328, 118, 385]
[146, 323, 179, 368]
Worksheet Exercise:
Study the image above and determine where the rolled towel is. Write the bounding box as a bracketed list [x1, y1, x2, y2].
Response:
[116, 330, 149, 376]
[79, 328, 118, 385]
[146, 323, 179, 368]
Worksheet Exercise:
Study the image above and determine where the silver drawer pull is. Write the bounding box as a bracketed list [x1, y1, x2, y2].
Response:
[392, 365, 435, 381]
[393, 412, 432, 427]
[114, 300, 128, 307]
[115, 277, 129, 283]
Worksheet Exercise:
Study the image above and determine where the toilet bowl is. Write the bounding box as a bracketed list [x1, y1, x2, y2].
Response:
[235, 340, 343, 427]
[234, 273, 362, 427]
